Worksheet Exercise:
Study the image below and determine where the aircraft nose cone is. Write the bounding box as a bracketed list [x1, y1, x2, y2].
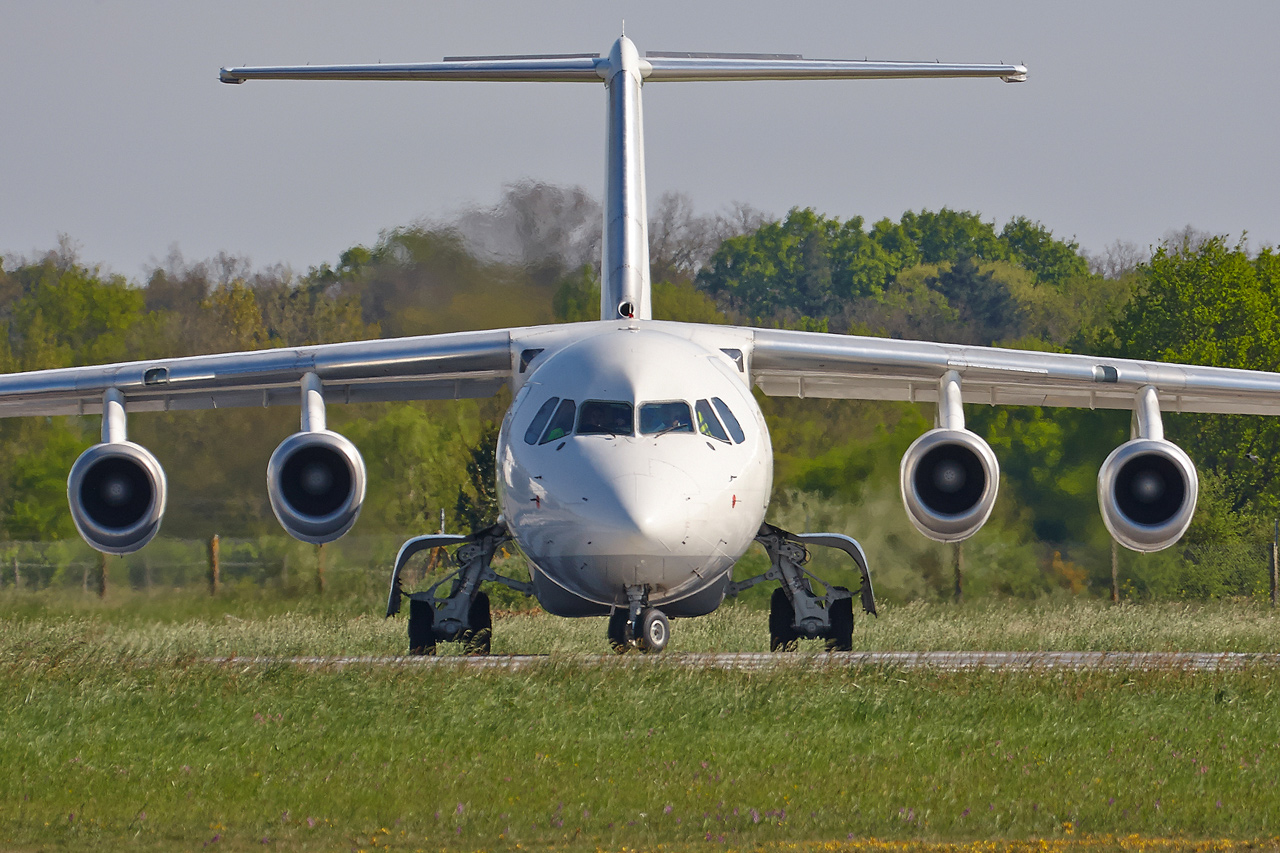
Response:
[606, 464, 699, 552]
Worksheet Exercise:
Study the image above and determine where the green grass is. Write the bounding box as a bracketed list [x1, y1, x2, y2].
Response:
[2, 594, 1280, 851]
[3, 589, 1280, 656]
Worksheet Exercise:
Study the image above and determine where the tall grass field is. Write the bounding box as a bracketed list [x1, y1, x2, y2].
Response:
[2, 591, 1279, 851]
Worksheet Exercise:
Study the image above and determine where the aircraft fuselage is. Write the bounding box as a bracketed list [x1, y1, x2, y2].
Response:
[498, 324, 772, 616]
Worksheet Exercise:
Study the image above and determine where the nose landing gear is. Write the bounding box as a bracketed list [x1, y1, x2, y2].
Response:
[607, 586, 670, 653]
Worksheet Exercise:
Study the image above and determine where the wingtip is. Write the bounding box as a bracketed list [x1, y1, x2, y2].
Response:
[1002, 64, 1029, 83]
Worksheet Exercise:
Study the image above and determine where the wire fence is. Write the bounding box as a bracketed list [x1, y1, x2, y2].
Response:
[0, 535, 415, 594]
[0, 535, 536, 607]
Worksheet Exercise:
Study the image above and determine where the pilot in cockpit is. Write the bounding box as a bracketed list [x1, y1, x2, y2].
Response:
[578, 401, 634, 436]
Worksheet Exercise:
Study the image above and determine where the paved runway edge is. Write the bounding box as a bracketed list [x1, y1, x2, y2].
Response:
[206, 651, 1280, 672]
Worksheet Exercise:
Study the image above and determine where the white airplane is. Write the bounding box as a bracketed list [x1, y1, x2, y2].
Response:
[6, 36, 1277, 655]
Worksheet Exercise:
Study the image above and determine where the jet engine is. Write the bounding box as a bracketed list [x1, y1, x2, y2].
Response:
[900, 372, 999, 542]
[68, 390, 167, 554]
[900, 427, 1000, 542]
[1099, 385, 1199, 552]
[1098, 438, 1197, 552]
[267, 374, 366, 544]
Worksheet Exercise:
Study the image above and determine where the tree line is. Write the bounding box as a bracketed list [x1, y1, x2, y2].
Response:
[2, 182, 1277, 601]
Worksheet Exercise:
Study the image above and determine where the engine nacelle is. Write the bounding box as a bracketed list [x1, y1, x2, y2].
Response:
[900, 428, 999, 542]
[1098, 438, 1198, 552]
[67, 441, 167, 554]
[267, 429, 366, 544]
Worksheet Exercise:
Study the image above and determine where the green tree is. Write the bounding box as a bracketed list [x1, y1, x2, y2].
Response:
[1000, 216, 1090, 286]
[552, 266, 601, 322]
[651, 280, 726, 324]
[926, 256, 1025, 345]
[455, 421, 501, 532]
[697, 208, 896, 319]
[2, 425, 88, 540]
[894, 209, 1009, 265]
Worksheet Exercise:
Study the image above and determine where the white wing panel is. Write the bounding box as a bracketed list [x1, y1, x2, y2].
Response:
[749, 328, 1280, 416]
[0, 328, 521, 418]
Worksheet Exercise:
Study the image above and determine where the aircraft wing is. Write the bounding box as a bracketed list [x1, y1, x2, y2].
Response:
[0, 327, 522, 418]
[748, 328, 1280, 416]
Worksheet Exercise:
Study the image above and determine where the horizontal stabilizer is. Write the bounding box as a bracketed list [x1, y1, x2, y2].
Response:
[222, 48, 1026, 86]
[220, 56, 604, 84]
[644, 54, 1027, 83]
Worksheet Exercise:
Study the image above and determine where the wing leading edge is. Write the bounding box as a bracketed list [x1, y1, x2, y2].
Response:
[749, 327, 1280, 417]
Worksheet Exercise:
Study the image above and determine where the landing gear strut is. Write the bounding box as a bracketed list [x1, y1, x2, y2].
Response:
[729, 522, 876, 652]
[607, 585, 670, 654]
[386, 522, 534, 655]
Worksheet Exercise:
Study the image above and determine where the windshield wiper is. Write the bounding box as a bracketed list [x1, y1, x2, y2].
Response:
[652, 422, 691, 437]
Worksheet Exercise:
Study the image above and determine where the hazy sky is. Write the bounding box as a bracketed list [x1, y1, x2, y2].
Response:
[3, 1, 1278, 279]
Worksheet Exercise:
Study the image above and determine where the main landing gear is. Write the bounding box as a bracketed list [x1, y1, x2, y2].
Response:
[607, 585, 670, 654]
[727, 522, 877, 652]
[386, 522, 534, 656]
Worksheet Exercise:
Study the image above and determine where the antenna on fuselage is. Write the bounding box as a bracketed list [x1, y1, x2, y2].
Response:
[219, 41, 1027, 323]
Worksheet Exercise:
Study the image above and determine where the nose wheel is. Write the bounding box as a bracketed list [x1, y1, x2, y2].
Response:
[606, 602, 670, 654]
[638, 608, 669, 653]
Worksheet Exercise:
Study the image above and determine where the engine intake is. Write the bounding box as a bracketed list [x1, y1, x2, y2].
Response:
[900, 428, 999, 542]
[67, 441, 167, 554]
[1098, 438, 1198, 552]
[267, 429, 366, 544]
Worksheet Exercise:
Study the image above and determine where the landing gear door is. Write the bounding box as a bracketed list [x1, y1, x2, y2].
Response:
[792, 532, 877, 616]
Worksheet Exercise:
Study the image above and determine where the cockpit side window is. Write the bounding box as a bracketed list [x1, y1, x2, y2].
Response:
[711, 397, 746, 444]
[524, 397, 560, 445]
[539, 398, 577, 444]
[639, 401, 694, 435]
[577, 400, 634, 436]
[694, 399, 730, 442]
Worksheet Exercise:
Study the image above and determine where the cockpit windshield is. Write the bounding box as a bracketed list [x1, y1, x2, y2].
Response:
[524, 397, 560, 445]
[694, 399, 730, 442]
[639, 401, 694, 436]
[577, 400, 634, 436]
[538, 398, 577, 444]
[712, 397, 746, 444]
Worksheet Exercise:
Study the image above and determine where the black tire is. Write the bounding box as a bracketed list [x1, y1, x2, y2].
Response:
[825, 586, 854, 652]
[462, 591, 492, 655]
[637, 608, 669, 654]
[607, 607, 630, 653]
[769, 587, 799, 652]
[408, 598, 436, 656]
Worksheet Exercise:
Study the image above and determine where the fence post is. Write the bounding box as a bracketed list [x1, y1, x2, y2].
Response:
[208, 534, 221, 596]
[1111, 538, 1120, 603]
[12, 555, 19, 591]
[1271, 519, 1277, 609]
[952, 542, 963, 604]
[316, 543, 326, 595]
[96, 551, 108, 599]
